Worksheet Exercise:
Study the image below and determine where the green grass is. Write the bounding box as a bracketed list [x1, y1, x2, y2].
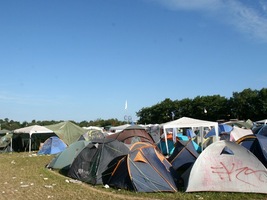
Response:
[0, 152, 266, 200]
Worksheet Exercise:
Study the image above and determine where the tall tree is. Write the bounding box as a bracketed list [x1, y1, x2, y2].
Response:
[256, 88, 267, 120]
[230, 88, 258, 120]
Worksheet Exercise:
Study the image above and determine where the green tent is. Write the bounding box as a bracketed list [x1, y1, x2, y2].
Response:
[0, 133, 13, 152]
[47, 140, 90, 170]
[45, 121, 87, 145]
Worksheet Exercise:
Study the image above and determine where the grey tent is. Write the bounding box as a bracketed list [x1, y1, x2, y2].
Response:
[68, 138, 129, 185]
[0, 133, 13, 152]
[47, 140, 90, 170]
[167, 139, 199, 177]
[78, 129, 105, 141]
[164, 139, 199, 190]
[108, 142, 178, 192]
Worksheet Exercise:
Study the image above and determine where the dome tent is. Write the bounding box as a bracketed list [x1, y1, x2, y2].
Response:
[45, 121, 87, 146]
[38, 136, 67, 155]
[185, 140, 267, 194]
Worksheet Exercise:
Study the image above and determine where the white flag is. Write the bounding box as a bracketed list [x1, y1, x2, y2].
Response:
[125, 100, 128, 110]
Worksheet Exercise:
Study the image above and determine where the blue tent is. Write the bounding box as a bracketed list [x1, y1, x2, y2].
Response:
[158, 140, 175, 155]
[205, 124, 233, 139]
[237, 134, 267, 168]
[108, 142, 178, 192]
[38, 136, 67, 155]
[186, 129, 196, 138]
[255, 125, 267, 136]
[176, 133, 201, 152]
[168, 140, 199, 171]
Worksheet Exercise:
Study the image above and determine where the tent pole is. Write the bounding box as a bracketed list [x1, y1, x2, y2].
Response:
[215, 124, 219, 142]
[11, 137, 13, 152]
[163, 127, 169, 155]
[200, 127, 203, 152]
[29, 133, 31, 153]
[172, 128, 176, 143]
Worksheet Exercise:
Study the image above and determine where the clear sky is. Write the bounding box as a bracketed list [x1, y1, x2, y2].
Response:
[0, 0, 266, 123]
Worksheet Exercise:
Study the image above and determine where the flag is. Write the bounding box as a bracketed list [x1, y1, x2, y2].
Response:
[125, 100, 128, 110]
[171, 111, 175, 119]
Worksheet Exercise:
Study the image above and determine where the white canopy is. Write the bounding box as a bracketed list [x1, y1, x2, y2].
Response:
[13, 125, 54, 152]
[163, 116, 218, 129]
[161, 117, 219, 154]
[14, 125, 54, 135]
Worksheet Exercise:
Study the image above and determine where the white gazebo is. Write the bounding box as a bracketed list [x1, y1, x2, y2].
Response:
[161, 117, 219, 154]
[13, 125, 54, 152]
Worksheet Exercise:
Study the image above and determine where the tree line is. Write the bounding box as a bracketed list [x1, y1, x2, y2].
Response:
[0, 88, 266, 131]
[136, 88, 267, 124]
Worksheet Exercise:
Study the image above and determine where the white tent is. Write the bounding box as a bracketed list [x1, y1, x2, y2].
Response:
[83, 126, 103, 131]
[161, 117, 219, 154]
[230, 126, 253, 142]
[186, 140, 267, 194]
[13, 125, 54, 152]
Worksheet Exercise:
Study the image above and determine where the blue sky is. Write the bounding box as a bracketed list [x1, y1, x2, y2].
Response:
[0, 0, 266, 123]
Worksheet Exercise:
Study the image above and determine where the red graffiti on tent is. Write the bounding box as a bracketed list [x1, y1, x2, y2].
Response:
[211, 162, 267, 186]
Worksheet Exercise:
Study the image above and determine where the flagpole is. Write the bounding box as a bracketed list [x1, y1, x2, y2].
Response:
[125, 100, 128, 111]
[124, 100, 128, 124]
[124, 100, 131, 124]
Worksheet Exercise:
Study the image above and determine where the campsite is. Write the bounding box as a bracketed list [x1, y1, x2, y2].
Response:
[1, 0, 266, 197]
[1, 152, 267, 200]
[1, 118, 267, 199]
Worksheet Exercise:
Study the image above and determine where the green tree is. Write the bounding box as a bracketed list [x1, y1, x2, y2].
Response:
[230, 88, 258, 120]
[79, 120, 89, 128]
[136, 107, 153, 124]
[137, 98, 176, 124]
[255, 88, 267, 121]
[175, 98, 193, 118]
[192, 95, 229, 121]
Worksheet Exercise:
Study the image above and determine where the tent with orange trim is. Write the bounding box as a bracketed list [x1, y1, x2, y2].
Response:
[106, 125, 155, 146]
[67, 138, 129, 185]
[107, 142, 178, 192]
[168, 140, 199, 171]
[236, 134, 267, 168]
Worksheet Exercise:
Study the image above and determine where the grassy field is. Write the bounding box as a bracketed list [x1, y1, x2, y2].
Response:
[0, 152, 267, 200]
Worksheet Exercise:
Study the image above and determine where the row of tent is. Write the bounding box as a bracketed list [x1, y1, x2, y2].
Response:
[45, 123, 267, 194]
[1, 117, 267, 193]
[49, 138, 178, 192]
[0, 117, 262, 154]
[46, 125, 180, 192]
[0, 121, 105, 153]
